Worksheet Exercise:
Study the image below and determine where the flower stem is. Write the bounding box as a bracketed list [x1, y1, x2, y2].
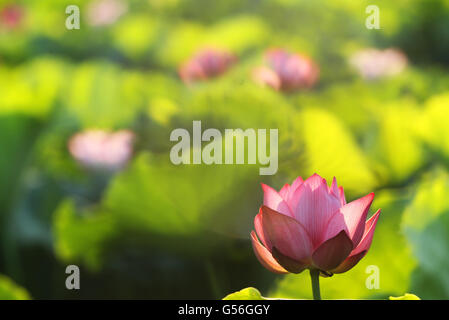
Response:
[310, 269, 321, 300]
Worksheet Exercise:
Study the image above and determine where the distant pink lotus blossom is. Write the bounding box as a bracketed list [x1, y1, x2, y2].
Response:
[179, 48, 236, 84]
[350, 48, 408, 80]
[251, 174, 380, 275]
[0, 4, 23, 29]
[253, 48, 319, 91]
[68, 130, 135, 171]
[87, 0, 128, 27]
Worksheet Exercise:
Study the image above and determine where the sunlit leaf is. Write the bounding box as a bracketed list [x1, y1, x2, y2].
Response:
[0, 275, 31, 300]
[203, 16, 268, 53]
[112, 14, 161, 61]
[389, 293, 420, 300]
[223, 287, 267, 300]
[299, 108, 377, 195]
[64, 62, 144, 128]
[370, 100, 425, 184]
[103, 153, 258, 236]
[416, 93, 449, 162]
[0, 58, 66, 117]
[53, 200, 117, 270]
[402, 169, 449, 298]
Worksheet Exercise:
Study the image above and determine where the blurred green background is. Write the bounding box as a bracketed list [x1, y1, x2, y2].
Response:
[0, 0, 448, 299]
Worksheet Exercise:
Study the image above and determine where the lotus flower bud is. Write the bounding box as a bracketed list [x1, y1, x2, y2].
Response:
[251, 174, 380, 276]
[87, 0, 128, 27]
[179, 48, 236, 84]
[253, 48, 319, 91]
[0, 4, 23, 29]
[350, 48, 408, 80]
[68, 129, 135, 171]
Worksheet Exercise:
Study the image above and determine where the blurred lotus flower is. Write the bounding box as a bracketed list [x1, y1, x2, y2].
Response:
[0, 4, 23, 29]
[68, 130, 135, 171]
[253, 48, 319, 91]
[179, 48, 236, 84]
[251, 174, 380, 275]
[350, 48, 408, 80]
[87, 0, 128, 27]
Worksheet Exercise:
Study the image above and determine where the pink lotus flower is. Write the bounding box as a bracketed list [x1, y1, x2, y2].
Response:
[0, 4, 23, 29]
[253, 48, 319, 91]
[68, 129, 135, 171]
[179, 48, 236, 84]
[87, 0, 128, 27]
[350, 48, 408, 80]
[251, 174, 380, 276]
